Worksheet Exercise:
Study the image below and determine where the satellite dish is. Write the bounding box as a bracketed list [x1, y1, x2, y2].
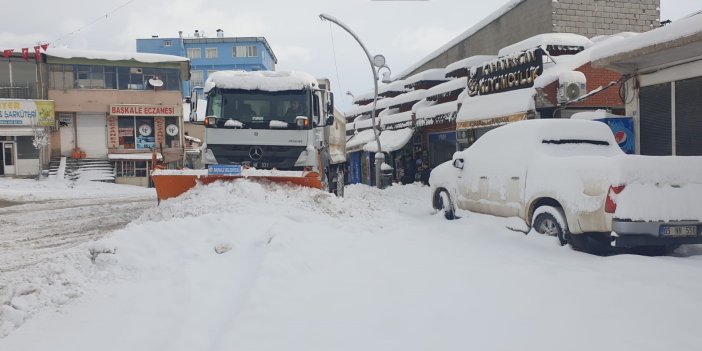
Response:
[148, 78, 164, 87]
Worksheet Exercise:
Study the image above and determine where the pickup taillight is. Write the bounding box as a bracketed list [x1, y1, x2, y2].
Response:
[604, 185, 626, 213]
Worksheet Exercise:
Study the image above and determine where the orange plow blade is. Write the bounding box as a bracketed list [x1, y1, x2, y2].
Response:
[151, 169, 323, 202]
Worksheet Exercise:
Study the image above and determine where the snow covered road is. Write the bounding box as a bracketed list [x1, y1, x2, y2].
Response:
[1, 179, 701, 351]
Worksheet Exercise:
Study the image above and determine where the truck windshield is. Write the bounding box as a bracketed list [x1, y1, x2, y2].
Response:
[206, 89, 311, 129]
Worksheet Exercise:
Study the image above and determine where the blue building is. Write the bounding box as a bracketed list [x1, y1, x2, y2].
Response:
[136, 29, 277, 98]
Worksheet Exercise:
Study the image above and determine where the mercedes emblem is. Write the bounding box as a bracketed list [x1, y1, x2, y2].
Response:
[249, 146, 264, 161]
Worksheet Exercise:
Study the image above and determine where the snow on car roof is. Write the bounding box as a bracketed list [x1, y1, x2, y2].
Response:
[204, 70, 318, 93]
[483, 118, 616, 145]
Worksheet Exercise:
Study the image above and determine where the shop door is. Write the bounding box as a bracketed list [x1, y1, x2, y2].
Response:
[76, 113, 107, 158]
[60, 117, 75, 156]
[2, 142, 15, 175]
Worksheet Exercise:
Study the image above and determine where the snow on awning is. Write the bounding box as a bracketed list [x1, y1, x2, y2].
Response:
[403, 68, 449, 89]
[108, 153, 162, 161]
[456, 88, 535, 130]
[498, 33, 593, 57]
[353, 116, 380, 131]
[444, 56, 496, 78]
[363, 128, 414, 153]
[416, 100, 459, 126]
[385, 89, 427, 109]
[379, 79, 410, 96]
[45, 48, 189, 63]
[591, 13, 702, 73]
[380, 111, 413, 129]
[425, 78, 467, 101]
[346, 129, 379, 153]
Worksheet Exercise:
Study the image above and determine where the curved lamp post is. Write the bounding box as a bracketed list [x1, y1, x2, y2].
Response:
[320, 13, 388, 189]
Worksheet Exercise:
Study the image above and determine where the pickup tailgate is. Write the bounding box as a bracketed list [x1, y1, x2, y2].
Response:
[612, 155, 702, 221]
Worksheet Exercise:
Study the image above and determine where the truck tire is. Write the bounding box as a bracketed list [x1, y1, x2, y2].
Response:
[533, 207, 569, 246]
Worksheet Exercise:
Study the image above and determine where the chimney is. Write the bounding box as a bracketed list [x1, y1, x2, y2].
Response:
[194, 30, 200, 37]
[151, 35, 158, 38]
[217, 29, 224, 38]
[179, 30, 183, 39]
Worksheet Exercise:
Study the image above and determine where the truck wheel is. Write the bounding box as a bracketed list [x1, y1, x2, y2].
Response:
[335, 167, 345, 197]
[533, 208, 569, 246]
[433, 189, 456, 220]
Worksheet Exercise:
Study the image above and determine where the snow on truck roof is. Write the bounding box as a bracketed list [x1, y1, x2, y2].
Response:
[204, 70, 319, 93]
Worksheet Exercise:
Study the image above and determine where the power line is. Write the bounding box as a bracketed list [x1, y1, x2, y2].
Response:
[53, 0, 137, 45]
[327, 23, 345, 100]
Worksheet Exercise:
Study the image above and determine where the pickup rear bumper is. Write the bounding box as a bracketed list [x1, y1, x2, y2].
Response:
[612, 220, 702, 247]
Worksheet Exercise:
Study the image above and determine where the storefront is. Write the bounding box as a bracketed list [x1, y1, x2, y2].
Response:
[0, 99, 55, 176]
[591, 13, 702, 156]
[107, 104, 183, 186]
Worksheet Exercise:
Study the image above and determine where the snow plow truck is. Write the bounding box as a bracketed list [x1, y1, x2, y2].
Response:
[151, 71, 347, 201]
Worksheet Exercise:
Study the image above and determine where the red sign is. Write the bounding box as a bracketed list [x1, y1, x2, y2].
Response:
[155, 117, 165, 147]
[109, 104, 179, 116]
[107, 116, 119, 148]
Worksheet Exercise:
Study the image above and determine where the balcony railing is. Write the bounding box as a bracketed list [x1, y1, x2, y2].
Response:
[0, 84, 38, 99]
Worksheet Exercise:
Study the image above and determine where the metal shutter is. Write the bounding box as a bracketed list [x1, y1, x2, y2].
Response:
[76, 113, 107, 158]
[675, 77, 702, 156]
[639, 83, 672, 156]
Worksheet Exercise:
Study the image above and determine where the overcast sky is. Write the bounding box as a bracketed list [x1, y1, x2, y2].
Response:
[2, 0, 699, 110]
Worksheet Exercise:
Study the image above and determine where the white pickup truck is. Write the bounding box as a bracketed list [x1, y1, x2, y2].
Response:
[430, 119, 702, 254]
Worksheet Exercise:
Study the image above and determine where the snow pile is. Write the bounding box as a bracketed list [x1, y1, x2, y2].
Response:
[205, 71, 318, 92]
[2, 179, 702, 350]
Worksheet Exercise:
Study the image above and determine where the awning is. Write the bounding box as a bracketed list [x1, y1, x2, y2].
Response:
[416, 100, 458, 126]
[0, 127, 35, 136]
[363, 128, 414, 153]
[108, 153, 162, 161]
[346, 129, 379, 153]
[456, 112, 528, 130]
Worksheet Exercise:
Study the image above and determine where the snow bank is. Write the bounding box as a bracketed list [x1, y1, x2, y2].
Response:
[0, 178, 154, 202]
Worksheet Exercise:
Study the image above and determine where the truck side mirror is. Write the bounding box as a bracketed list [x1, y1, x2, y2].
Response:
[326, 93, 334, 114]
[326, 115, 334, 126]
[453, 158, 464, 170]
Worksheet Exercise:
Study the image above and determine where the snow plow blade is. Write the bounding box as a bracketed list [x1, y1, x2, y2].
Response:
[151, 169, 323, 202]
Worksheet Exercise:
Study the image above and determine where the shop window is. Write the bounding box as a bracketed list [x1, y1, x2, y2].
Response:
[118, 117, 136, 149]
[674, 77, 702, 156]
[115, 160, 150, 177]
[16, 136, 39, 159]
[135, 117, 155, 150]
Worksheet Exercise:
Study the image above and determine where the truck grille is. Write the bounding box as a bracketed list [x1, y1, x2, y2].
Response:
[208, 144, 307, 170]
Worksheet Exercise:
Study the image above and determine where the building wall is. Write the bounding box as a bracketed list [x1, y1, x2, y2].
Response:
[405, 0, 660, 77]
[48, 90, 182, 112]
[541, 63, 624, 109]
[552, 0, 660, 37]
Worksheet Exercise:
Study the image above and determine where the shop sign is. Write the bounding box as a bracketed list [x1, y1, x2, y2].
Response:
[468, 48, 543, 97]
[166, 124, 179, 137]
[456, 113, 528, 130]
[138, 123, 153, 136]
[109, 104, 180, 117]
[0, 99, 55, 126]
[154, 117, 165, 147]
[107, 116, 119, 148]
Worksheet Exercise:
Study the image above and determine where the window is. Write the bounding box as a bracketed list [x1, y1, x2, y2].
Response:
[16, 136, 39, 159]
[164, 40, 172, 47]
[116, 117, 155, 150]
[191, 70, 204, 87]
[48, 64, 180, 91]
[187, 48, 201, 59]
[205, 48, 218, 59]
[233, 45, 257, 58]
[115, 160, 150, 177]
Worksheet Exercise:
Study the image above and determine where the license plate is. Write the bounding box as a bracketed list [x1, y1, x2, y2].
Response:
[208, 164, 242, 176]
[660, 225, 698, 237]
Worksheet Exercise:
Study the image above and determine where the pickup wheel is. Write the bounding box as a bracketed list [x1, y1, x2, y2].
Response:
[433, 188, 457, 220]
[533, 209, 569, 246]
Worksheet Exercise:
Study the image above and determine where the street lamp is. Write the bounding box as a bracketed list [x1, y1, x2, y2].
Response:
[320, 13, 390, 189]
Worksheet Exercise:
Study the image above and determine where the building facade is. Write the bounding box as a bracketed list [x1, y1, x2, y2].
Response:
[398, 0, 660, 78]
[44, 48, 190, 186]
[136, 30, 277, 98]
[0, 53, 54, 176]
